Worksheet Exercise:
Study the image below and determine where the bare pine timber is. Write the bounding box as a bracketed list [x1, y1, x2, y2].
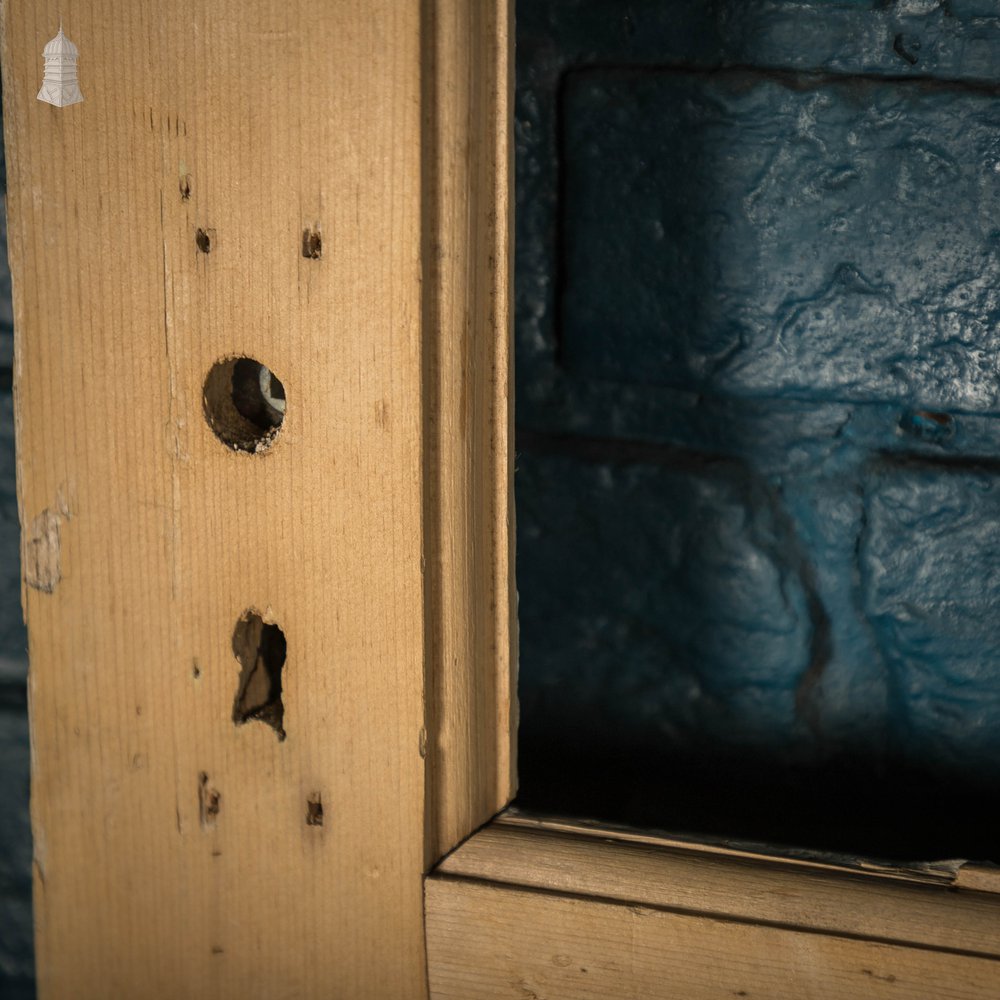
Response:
[1, 1, 513, 997]
[426, 877, 1000, 1000]
[427, 818, 1000, 999]
[421, 0, 516, 867]
[437, 817, 1000, 957]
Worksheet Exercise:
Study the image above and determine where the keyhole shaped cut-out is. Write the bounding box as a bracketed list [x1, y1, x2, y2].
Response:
[232, 610, 287, 741]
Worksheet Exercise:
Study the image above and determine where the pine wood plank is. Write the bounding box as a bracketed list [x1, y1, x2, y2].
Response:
[496, 810, 976, 881]
[425, 877, 1000, 1000]
[0, 0, 514, 995]
[421, 0, 517, 866]
[437, 820, 1000, 958]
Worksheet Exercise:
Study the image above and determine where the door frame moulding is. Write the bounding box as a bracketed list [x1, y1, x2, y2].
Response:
[425, 812, 1000, 999]
[6, 1, 998, 997]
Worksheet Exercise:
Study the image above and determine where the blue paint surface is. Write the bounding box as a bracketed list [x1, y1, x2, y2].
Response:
[564, 71, 1000, 409]
[515, 0, 1000, 856]
[0, 93, 33, 994]
[863, 462, 1000, 773]
[518, 446, 814, 752]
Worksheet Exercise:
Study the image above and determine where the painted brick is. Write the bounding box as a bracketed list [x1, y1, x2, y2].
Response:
[862, 462, 1000, 779]
[0, 700, 32, 992]
[514, 0, 1000, 853]
[563, 69, 1000, 409]
[0, 97, 31, 999]
[0, 138, 11, 369]
[0, 388, 26, 682]
[516, 448, 813, 755]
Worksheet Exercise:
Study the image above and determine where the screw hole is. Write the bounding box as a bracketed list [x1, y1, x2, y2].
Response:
[203, 357, 286, 453]
[302, 228, 322, 259]
[232, 610, 287, 741]
[306, 793, 324, 826]
[199, 772, 221, 827]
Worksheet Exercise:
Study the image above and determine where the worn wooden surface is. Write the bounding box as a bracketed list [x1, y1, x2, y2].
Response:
[1, 0, 511, 995]
[426, 877, 1000, 1000]
[427, 817, 1000, 998]
[497, 809, 1000, 894]
[421, 0, 516, 867]
[437, 818, 1000, 957]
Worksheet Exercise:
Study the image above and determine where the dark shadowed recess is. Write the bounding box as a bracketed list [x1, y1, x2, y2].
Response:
[513, 0, 1000, 862]
[0, 76, 36, 997]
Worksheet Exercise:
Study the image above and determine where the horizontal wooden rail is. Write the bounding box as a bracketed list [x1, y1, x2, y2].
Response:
[425, 813, 1000, 999]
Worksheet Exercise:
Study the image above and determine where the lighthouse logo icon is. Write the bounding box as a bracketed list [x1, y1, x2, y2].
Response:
[37, 25, 83, 108]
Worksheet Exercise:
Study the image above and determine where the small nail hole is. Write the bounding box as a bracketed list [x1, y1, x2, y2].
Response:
[232, 610, 287, 741]
[302, 228, 322, 259]
[196, 227, 212, 253]
[306, 793, 324, 826]
[199, 772, 221, 827]
[203, 357, 286, 453]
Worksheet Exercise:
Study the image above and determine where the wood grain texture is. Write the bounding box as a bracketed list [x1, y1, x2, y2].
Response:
[421, 0, 516, 866]
[1, 0, 512, 995]
[437, 820, 1000, 958]
[496, 809, 999, 888]
[426, 877, 1000, 1000]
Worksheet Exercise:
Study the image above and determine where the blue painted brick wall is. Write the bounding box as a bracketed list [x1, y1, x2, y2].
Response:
[515, 0, 1000, 857]
[0, 93, 34, 997]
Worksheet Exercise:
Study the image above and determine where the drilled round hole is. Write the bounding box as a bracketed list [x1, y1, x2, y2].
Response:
[203, 357, 286, 453]
[232, 610, 287, 741]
